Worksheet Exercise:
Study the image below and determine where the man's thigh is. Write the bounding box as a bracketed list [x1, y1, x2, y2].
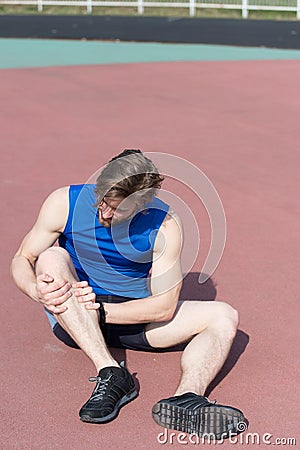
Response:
[145, 300, 224, 348]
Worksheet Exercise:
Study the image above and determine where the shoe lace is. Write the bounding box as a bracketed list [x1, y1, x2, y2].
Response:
[88, 374, 113, 401]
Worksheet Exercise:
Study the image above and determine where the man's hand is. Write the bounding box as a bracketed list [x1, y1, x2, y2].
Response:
[36, 273, 72, 314]
[72, 281, 99, 311]
[36, 275, 98, 314]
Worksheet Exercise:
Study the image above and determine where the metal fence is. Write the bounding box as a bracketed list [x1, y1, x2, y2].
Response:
[1, 0, 300, 18]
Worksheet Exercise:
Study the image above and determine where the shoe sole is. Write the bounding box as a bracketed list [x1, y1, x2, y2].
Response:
[80, 389, 138, 424]
[152, 402, 246, 440]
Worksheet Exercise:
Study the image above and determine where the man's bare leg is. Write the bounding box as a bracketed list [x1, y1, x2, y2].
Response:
[36, 247, 138, 423]
[145, 300, 238, 395]
[146, 301, 245, 438]
[35, 247, 118, 371]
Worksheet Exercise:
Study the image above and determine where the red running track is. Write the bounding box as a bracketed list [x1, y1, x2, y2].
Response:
[1, 61, 299, 449]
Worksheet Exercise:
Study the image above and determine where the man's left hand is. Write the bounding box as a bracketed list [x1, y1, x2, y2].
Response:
[72, 281, 99, 310]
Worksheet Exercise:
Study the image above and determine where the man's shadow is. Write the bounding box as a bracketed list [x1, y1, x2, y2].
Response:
[111, 272, 249, 396]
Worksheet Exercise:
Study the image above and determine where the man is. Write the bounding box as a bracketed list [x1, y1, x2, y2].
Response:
[11, 149, 246, 439]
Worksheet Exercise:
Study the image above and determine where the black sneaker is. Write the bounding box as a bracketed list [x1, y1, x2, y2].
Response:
[79, 366, 138, 423]
[152, 392, 246, 440]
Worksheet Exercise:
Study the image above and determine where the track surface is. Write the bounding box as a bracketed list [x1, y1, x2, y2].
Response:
[2, 39, 300, 69]
[1, 39, 299, 449]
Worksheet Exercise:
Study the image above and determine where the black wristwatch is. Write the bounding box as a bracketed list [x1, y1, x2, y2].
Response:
[98, 301, 106, 329]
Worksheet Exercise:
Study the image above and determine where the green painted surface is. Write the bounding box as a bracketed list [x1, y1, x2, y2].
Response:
[1, 38, 300, 69]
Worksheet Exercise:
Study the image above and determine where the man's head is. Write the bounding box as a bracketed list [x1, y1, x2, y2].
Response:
[95, 149, 164, 226]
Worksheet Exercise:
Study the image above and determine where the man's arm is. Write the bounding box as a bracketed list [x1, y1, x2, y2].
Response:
[104, 211, 183, 324]
[11, 187, 70, 302]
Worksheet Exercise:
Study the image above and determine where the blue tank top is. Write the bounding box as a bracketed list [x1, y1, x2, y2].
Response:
[59, 184, 169, 298]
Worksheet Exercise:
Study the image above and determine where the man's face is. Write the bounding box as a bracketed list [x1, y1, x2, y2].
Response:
[98, 196, 138, 227]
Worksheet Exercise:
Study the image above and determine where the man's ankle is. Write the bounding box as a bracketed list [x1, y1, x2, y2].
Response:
[175, 383, 206, 396]
[95, 361, 119, 372]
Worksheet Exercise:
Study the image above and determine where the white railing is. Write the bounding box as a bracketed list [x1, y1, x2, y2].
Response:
[1, 0, 299, 18]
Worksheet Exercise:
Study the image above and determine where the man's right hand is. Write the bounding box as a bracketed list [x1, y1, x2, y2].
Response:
[36, 273, 72, 314]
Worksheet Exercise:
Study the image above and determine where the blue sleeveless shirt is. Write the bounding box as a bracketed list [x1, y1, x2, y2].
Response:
[58, 184, 169, 298]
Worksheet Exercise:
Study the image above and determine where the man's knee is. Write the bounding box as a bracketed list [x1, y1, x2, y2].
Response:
[213, 302, 239, 331]
[37, 246, 70, 263]
[36, 247, 72, 273]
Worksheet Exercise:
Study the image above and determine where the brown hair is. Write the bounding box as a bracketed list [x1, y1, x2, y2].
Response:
[94, 149, 164, 209]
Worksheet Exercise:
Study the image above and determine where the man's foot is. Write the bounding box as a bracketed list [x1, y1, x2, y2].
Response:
[79, 366, 138, 423]
[152, 393, 246, 440]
